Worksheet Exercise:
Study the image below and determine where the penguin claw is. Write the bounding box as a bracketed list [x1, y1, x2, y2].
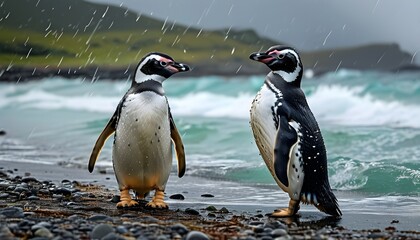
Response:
[146, 201, 168, 209]
[116, 200, 139, 208]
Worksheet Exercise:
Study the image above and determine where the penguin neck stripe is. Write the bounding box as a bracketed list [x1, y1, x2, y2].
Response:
[132, 80, 165, 96]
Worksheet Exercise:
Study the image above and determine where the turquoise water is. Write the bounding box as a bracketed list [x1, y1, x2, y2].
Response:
[1, 70, 419, 199]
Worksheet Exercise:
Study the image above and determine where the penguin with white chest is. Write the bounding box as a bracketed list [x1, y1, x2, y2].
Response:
[249, 45, 341, 217]
[88, 52, 189, 209]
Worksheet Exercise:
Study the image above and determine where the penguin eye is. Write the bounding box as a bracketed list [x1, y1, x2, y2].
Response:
[277, 54, 285, 59]
[159, 61, 168, 67]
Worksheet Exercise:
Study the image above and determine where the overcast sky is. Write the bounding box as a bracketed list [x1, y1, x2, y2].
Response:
[87, 0, 420, 63]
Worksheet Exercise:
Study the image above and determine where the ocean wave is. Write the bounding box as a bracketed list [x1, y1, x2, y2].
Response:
[1, 80, 420, 128]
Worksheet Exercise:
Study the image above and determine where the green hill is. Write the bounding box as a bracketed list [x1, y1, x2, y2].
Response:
[0, 0, 415, 81]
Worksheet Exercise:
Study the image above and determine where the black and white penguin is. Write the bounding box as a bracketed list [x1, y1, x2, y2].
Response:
[249, 45, 341, 217]
[88, 52, 189, 208]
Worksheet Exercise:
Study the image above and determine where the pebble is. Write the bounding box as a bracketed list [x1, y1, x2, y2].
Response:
[185, 208, 200, 215]
[0, 207, 24, 218]
[91, 224, 114, 239]
[271, 229, 287, 237]
[169, 193, 185, 200]
[89, 214, 113, 222]
[204, 206, 216, 212]
[27, 195, 40, 200]
[111, 195, 120, 203]
[31, 221, 52, 231]
[219, 207, 229, 213]
[186, 231, 210, 240]
[171, 223, 189, 235]
[102, 232, 125, 240]
[200, 194, 214, 198]
[0, 193, 9, 199]
[34, 227, 54, 238]
[0, 226, 14, 239]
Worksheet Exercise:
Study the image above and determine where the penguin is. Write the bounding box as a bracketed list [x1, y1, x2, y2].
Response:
[88, 52, 189, 209]
[249, 45, 341, 217]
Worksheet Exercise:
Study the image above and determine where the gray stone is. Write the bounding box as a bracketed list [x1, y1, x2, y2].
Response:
[0, 226, 15, 239]
[0, 207, 24, 218]
[271, 229, 287, 237]
[0, 193, 10, 199]
[171, 223, 189, 235]
[27, 196, 40, 200]
[88, 214, 113, 221]
[102, 232, 125, 240]
[91, 224, 114, 240]
[185, 208, 200, 215]
[185, 231, 209, 240]
[34, 227, 54, 238]
[31, 222, 52, 231]
[116, 226, 128, 234]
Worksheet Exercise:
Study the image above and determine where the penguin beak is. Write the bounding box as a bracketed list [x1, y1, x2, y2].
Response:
[249, 52, 275, 64]
[167, 62, 190, 73]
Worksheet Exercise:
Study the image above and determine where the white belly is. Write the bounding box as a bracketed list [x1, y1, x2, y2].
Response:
[250, 85, 283, 188]
[250, 84, 303, 198]
[112, 92, 172, 194]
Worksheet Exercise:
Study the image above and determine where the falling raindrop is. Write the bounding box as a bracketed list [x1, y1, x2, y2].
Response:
[102, 6, 109, 18]
[377, 53, 385, 64]
[334, 61, 342, 73]
[26, 48, 32, 59]
[231, 47, 235, 55]
[228, 4, 234, 15]
[84, 17, 94, 32]
[72, 29, 79, 38]
[161, 17, 168, 31]
[126, 34, 132, 43]
[323, 30, 332, 46]
[235, 65, 242, 74]
[411, 51, 417, 64]
[196, 29, 202, 38]
[24, 37, 29, 46]
[57, 57, 63, 67]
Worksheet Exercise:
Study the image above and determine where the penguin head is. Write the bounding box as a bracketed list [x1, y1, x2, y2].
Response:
[250, 45, 303, 86]
[134, 52, 190, 84]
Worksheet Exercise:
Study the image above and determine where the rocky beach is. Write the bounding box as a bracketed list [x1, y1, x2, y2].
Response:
[1, 160, 419, 240]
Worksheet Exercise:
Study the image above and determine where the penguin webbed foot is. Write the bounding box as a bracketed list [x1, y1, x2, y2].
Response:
[116, 189, 139, 208]
[146, 200, 168, 209]
[271, 199, 300, 217]
[116, 200, 139, 208]
[146, 189, 168, 209]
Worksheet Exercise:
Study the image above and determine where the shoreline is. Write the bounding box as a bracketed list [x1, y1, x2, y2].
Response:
[1, 159, 419, 238]
[1, 64, 420, 83]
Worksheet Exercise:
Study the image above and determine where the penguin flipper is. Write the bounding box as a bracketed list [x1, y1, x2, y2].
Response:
[273, 115, 298, 187]
[169, 111, 186, 178]
[88, 111, 117, 173]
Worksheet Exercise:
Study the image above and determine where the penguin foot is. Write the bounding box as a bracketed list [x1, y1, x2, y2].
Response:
[146, 189, 168, 209]
[271, 199, 300, 217]
[116, 189, 139, 208]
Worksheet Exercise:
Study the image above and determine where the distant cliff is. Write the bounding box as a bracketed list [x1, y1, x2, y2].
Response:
[0, 0, 417, 81]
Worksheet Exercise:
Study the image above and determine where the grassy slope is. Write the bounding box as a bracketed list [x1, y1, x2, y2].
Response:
[0, 0, 277, 72]
[0, 0, 414, 75]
